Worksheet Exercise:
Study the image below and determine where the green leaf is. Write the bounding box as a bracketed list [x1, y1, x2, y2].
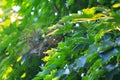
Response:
[66, 0, 74, 7]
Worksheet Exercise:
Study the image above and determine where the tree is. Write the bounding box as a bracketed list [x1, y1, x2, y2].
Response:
[0, 0, 120, 80]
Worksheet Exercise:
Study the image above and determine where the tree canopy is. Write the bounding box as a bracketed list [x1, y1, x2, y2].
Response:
[0, 0, 120, 80]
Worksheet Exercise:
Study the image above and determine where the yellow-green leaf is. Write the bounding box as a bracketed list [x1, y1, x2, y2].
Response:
[112, 3, 120, 8]
[82, 7, 96, 15]
[17, 56, 22, 62]
[21, 72, 26, 78]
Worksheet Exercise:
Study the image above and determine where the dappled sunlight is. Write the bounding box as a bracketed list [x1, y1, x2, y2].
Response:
[0, 0, 120, 80]
[1, 0, 7, 6]
[12, 5, 21, 12]
[0, 8, 3, 15]
[2, 66, 13, 79]
[0, 4, 23, 31]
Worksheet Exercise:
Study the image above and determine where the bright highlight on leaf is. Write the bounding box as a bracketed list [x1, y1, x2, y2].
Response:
[11, 15, 16, 23]
[42, 56, 50, 61]
[44, 48, 55, 54]
[17, 56, 22, 62]
[5, 52, 9, 55]
[52, 77, 59, 80]
[20, 72, 26, 78]
[73, 13, 113, 23]
[6, 67, 13, 73]
[2, 74, 7, 79]
[2, 66, 13, 79]
[0, 8, 3, 15]
[82, 7, 96, 15]
[0, 27, 3, 32]
[112, 3, 120, 8]
[4, 19, 11, 27]
[12, 6, 21, 12]
[2, 0, 7, 6]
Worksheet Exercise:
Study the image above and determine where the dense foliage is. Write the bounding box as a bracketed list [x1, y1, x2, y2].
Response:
[0, 0, 120, 80]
